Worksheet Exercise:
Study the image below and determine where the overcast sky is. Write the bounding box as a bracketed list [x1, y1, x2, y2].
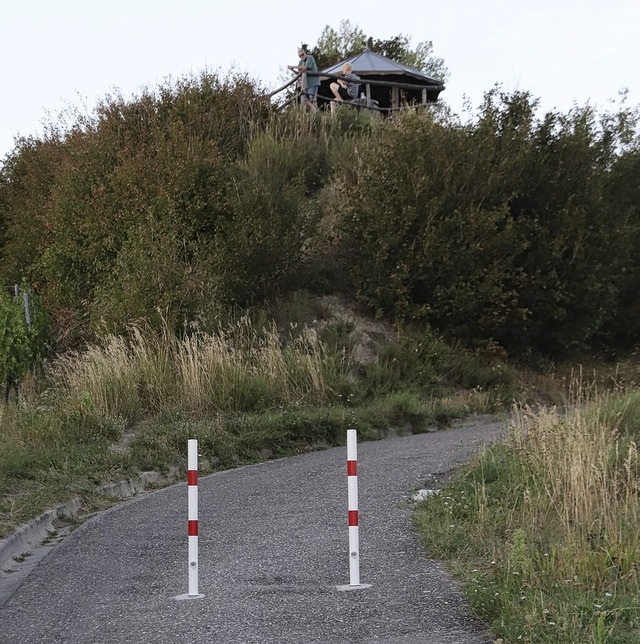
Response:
[2, 0, 638, 162]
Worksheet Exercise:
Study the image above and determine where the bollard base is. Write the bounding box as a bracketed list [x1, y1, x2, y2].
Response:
[174, 593, 205, 600]
[335, 583, 372, 592]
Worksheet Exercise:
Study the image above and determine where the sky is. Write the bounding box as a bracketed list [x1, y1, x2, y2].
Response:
[1, 0, 639, 162]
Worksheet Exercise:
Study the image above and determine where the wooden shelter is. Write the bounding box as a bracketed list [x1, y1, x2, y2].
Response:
[317, 49, 445, 112]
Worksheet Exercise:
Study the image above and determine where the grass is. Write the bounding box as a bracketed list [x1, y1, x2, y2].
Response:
[415, 381, 640, 643]
[0, 302, 514, 538]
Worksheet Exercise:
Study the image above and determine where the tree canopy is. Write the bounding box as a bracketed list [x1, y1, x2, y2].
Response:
[307, 20, 449, 81]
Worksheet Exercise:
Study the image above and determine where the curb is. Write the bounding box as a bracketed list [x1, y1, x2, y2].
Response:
[0, 470, 172, 575]
[0, 497, 83, 572]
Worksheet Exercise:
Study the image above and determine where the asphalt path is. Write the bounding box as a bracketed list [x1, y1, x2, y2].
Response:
[0, 418, 506, 643]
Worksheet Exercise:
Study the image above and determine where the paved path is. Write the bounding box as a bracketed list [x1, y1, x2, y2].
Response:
[0, 418, 505, 643]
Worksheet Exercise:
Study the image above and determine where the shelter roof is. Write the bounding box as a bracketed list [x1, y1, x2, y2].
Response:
[321, 49, 443, 85]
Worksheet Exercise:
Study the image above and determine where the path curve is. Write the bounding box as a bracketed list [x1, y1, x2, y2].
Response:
[0, 418, 506, 643]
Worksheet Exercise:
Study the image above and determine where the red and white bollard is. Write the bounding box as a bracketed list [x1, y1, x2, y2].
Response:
[176, 439, 204, 600]
[347, 429, 361, 586]
[337, 429, 371, 591]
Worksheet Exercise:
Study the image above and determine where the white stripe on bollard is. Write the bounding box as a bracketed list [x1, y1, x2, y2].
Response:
[175, 439, 204, 600]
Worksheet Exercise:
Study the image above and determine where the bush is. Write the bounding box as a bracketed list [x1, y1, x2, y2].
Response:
[0, 73, 272, 340]
[1, 78, 638, 359]
[339, 92, 639, 358]
[0, 287, 49, 393]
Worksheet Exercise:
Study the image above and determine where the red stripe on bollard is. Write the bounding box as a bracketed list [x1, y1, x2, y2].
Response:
[187, 470, 198, 486]
[348, 510, 359, 526]
[347, 460, 357, 476]
[188, 520, 198, 536]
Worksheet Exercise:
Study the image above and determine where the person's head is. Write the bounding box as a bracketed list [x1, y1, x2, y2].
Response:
[298, 47, 307, 60]
[342, 63, 352, 74]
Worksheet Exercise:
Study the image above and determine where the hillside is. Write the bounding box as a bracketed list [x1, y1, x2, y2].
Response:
[0, 73, 639, 365]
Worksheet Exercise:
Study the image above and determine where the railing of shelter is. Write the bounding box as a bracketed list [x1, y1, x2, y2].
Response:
[267, 70, 445, 114]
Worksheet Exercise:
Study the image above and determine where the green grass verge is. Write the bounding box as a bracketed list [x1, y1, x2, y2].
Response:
[0, 388, 493, 540]
[414, 390, 640, 643]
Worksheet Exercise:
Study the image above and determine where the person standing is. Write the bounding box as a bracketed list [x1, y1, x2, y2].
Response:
[288, 47, 320, 111]
[330, 62, 360, 113]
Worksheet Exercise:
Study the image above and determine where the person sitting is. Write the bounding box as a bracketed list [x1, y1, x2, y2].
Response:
[330, 63, 360, 113]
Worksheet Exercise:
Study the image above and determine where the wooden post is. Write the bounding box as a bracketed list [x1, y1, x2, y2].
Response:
[392, 86, 399, 112]
[300, 71, 307, 108]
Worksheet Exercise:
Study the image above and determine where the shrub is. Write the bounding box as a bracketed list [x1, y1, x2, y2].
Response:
[339, 92, 638, 358]
[0, 73, 272, 340]
[0, 287, 49, 394]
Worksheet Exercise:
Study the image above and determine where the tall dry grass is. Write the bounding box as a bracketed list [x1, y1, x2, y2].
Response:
[510, 397, 639, 586]
[416, 380, 640, 642]
[50, 317, 350, 421]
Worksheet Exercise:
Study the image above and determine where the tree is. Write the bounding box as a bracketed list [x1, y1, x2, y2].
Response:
[311, 20, 448, 82]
